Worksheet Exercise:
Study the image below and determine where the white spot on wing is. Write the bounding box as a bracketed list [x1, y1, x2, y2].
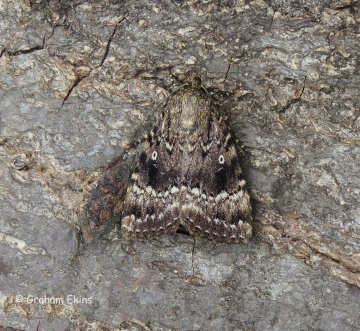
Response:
[151, 151, 157, 160]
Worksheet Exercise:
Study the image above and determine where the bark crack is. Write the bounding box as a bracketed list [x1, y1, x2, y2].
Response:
[191, 237, 196, 277]
[61, 73, 90, 107]
[224, 63, 231, 82]
[100, 23, 118, 67]
[278, 76, 307, 113]
[269, 10, 276, 30]
[2, 35, 46, 57]
[61, 14, 128, 107]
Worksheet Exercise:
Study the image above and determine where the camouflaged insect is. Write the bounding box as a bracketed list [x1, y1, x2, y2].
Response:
[119, 78, 253, 243]
[82, 157, 131, 242]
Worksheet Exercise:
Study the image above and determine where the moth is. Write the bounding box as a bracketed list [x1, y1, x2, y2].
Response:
[121, 78, 253, 243]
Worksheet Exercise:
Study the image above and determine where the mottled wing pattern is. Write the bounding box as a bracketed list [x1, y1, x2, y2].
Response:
[121, 80, 252, 243]
[180, 115, 252, 243]
[121, 111, 183, 238]
[82, 159, 130, 242]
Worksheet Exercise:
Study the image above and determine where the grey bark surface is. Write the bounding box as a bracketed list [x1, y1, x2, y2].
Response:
[0, 0, 360, 330]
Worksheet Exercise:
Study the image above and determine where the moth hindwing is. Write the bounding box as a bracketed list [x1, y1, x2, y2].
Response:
[121, 79, 253, 243]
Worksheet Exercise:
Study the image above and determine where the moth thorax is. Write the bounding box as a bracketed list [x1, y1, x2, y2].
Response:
[179, 114, 199, 130]
[179, 96, 209, 130]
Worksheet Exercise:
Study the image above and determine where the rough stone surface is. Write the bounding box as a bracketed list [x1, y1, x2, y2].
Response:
[0, 0, 359, 330]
